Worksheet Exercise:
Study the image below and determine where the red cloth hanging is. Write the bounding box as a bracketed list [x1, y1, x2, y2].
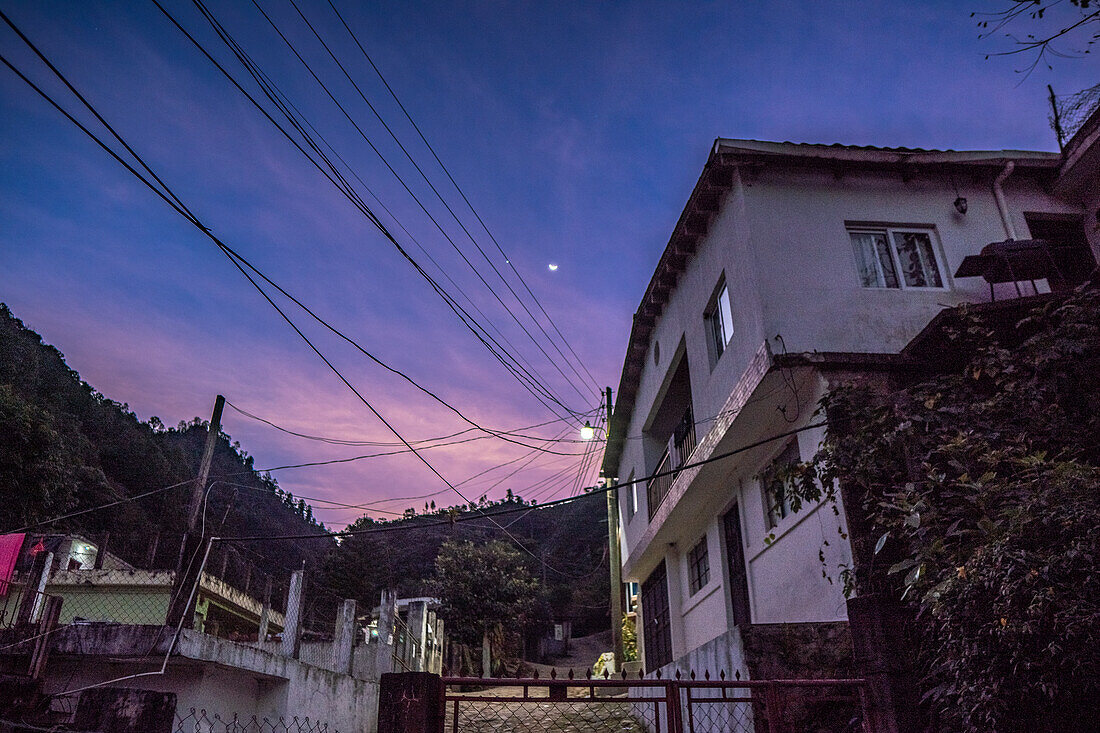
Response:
[0, 533, 26, 595]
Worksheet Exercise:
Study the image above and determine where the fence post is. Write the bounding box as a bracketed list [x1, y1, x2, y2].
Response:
[30, 549, 54, 623]
[334, 598, 357, 675]
[406, 599, 428, 672]
[763, 682, 790, 733]
[377, 672, 444, 733]
[16, 550, 48, 625]
[664, 680, 684, 733]
[29, 595, 62, 679]
[258, 574, 272, 641]
[377, 589, 398, 674]
[282, 568, 305, 659]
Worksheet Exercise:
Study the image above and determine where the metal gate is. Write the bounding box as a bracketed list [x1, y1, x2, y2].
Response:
[442, 671, 867, 733]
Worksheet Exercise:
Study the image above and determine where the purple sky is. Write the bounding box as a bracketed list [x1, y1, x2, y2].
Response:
[2, 1, 1097, 529]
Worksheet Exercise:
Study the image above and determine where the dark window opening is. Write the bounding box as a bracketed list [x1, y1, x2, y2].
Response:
[688, 537, 710, 595]
[1025, 214, 1097, 291]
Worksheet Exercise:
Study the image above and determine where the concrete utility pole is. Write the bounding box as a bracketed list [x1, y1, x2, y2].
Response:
[605, 386, 624, 670]
[167, 395, 225, 629]
[186, 395, 225, 533]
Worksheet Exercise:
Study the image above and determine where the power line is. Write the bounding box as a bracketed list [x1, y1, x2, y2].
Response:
[1, 478, 195, 535]
[325, 0, 601, 394]
[311, 0, 600, 398]
[0, 16, 580, 578]
[224, 398, 596, 447]
[281, 0, 600, 403]
[154, 0, 587, 423]
[0, 9, 581, 458]
[213, 0, 593, 413]
[215, 420, 828, 543]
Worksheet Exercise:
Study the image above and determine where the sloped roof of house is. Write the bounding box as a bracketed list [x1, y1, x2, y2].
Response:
[601, 140, 1061, 477]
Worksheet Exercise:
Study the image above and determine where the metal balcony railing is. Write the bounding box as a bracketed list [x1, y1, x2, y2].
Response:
[647, 451, 673, 520]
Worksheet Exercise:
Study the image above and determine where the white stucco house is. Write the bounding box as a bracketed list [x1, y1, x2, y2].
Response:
[602, 123, 1099, 680]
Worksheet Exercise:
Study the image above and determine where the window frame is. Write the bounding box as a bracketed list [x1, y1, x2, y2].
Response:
[624, 471, 637, 521]
[687, 536, 710, 595]
[848, 226, 948, 291]
[762, 439, 800, 530]
[704, 276, 735, 367]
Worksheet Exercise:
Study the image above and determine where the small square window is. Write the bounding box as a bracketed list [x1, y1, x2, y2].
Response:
[850, 228, 945, 290]
[705, 277, 734, 366]
[688, 537, 710, 595]
[762, 440, 800, 529]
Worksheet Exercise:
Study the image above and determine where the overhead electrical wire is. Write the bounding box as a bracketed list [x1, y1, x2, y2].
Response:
[324, 0, 601, 396]
[0, 11, 581, 576]
[287, 0, 601, 400]
[216, 420, 829, 543]
[1, 478, 197, 535]
[203, 0, 594, 413]
[224, 398, 596, 447]
[0, 12, 579, 459]
[154, 0, 588, 423]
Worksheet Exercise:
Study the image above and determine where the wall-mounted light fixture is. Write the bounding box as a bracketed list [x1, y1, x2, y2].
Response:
[950, 173, 967, 215]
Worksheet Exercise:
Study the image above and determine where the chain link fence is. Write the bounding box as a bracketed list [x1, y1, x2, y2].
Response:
[175, 709, 335, 732]
[1051, 82, 1100, 149]
[441, 675, 867, 733]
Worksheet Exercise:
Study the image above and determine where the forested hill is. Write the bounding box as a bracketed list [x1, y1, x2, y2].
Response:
[0, 303, 330, 569]
[0, 303, 610, 635]
[319, 490, 611, 636]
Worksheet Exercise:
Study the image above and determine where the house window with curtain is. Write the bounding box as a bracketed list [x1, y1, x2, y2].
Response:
[850, 228, 946, 290]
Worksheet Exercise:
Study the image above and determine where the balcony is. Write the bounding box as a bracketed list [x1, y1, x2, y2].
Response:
[646, 405, 697, 520]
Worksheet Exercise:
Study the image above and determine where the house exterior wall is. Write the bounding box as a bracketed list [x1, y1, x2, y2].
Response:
[613, 150, 1084, 671]
[740, 167, 1079, 357]
[44, 625, 379, 732]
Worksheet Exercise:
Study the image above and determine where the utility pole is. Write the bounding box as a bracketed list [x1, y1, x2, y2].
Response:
[604, 386, 624, 670]
[186, 395, 225, 533]
[167, 395, 224, 628]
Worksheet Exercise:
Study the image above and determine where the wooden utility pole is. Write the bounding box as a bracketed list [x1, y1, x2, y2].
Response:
[604, 386, 624, 670]
[167, 395, 224, 629]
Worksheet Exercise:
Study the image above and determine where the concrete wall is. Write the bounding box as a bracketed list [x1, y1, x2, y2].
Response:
[740, 167, 1079, 358]
[46, 570, 173, 625]
[42, 625, 379, 732]
[253, 639, 391, 681]
[624, 370, 852, 664]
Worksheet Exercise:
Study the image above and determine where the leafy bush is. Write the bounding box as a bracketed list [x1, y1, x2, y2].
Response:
[793, 289, 1100, 731]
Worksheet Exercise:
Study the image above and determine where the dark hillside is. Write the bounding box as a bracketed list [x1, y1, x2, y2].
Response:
[0, 303, 330, 571]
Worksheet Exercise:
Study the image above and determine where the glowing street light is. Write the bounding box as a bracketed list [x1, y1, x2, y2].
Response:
[580, 421, 595, 441]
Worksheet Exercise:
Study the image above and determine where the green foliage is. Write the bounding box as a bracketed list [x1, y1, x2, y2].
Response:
[316, 492, 610, 637]
[430, 539, 539, 646]
[0, 303, 328, 569]
[792, 289, 1100, 731]
[621, 614, 638, 662]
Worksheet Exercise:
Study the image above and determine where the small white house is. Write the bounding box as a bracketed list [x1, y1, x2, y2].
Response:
[603, 132, 1099, 679]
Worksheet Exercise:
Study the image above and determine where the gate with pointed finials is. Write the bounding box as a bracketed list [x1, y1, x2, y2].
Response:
[439, 666, 869, 733]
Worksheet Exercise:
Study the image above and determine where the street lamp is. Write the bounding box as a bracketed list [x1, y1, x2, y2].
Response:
[580, 421, 595, 441]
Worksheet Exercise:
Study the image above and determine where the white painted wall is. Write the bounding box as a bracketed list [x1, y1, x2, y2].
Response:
[615, 156, 1083, 662]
